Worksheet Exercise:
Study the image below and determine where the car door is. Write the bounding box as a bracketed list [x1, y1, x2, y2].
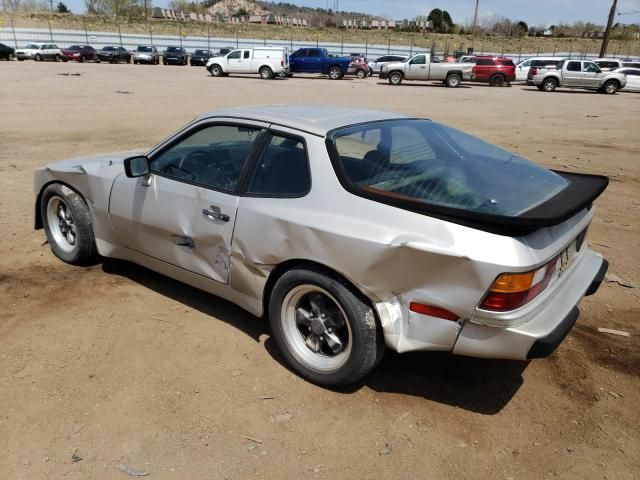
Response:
[238, 49, 252, 73]
[225, 49, 244, 72]
[516, 59, 532, 81]
[406, 54, 427, 80]
[109, 120, 268, 284]
[582, 61, 603, 88]
[563, 61, 582, 86]
[306, 48, 324, 73]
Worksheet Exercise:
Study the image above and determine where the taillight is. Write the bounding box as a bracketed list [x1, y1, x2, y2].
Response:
[479, 258, 557, 312]
[410, 302, 458, 321]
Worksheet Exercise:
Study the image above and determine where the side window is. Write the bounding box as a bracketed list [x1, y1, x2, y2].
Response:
[151, 124, 262, 192]
[584, 62, 600, 73]
[567, 61, 581, 72]
[247, 134, 310, 196]
[521, 59, 532, 67]
[389, 125, 436, 165]
[296, 49, 307, 57]
[243, 50, 250, 59]
[410, 55, 426, 65]
[476, 58, 493, 65]
[378, 56, 389, 62]
[309, 49, 321, 57]
[227, 50, 241, 59]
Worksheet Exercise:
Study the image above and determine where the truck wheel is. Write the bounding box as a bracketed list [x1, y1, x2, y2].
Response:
[357, 69, 366, 79]
[489, 74, 505, 87]
[542, 78, 557, 92]
[259, 66, 273, 79]
[269, 267, 384, 387]
[601, 80, 619, 95]
[445, 73, 462, 88]
[388, 71, 403, 85]
[209, 64, 223, 77]
[328, 66, 343, 80]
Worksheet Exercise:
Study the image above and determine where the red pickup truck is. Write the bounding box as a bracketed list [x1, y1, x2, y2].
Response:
[469, 56, 516, 86]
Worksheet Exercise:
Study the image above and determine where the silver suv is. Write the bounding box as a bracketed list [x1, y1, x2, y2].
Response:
[133, 45, 159, 65]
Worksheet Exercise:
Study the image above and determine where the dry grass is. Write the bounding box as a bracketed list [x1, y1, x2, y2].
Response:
[2, 12, 639, 56]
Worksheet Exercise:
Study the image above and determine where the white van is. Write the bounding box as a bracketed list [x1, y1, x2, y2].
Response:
[515, 56, 564, 81]
[206, 47, 289, 79]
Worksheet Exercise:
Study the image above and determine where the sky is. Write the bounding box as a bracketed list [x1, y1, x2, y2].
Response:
[61, 0, 640, 26]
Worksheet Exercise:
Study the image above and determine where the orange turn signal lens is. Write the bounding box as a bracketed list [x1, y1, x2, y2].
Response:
[490, 271, 535, 293]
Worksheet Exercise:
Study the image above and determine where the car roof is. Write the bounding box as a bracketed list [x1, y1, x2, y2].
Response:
[199, 105, 409, 137]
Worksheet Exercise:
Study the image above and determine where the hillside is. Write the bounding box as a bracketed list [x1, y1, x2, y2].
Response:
[207, 0, 270, 17]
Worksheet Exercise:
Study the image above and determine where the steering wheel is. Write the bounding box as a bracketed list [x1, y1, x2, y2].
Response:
[179, 149, 220, 171]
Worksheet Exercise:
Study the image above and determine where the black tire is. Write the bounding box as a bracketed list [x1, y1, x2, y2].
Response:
[542, 77, 557, 92]
[328, 65, 343, 80]
[388, 71, 403, 85]
[55, 54, 61, 62]
[40, 183, 98, 266]
[80, 56, 86, 63]
[368, 67, 373, 76]
[356, 69, 366, 79]
[445, 73, 462, 88]
[489, 74, 505, 87]
[35, 54, 42, 61]
[8, 53, 14, 61]
[18, 58, 24, 61]
[269, 267, 383, 387]
[601, 80, 619, 95]
[209, 64, 223, 77]
[259, 66, 273, 79]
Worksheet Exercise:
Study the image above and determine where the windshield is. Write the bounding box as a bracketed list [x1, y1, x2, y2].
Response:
[166, 47, 181, 52]
[68, 45, 81, 51]
[329, 119, 568, 217]
[194, 50, 206, 55]
[25, 44, 39, 49]
[137, 46, 152, 52]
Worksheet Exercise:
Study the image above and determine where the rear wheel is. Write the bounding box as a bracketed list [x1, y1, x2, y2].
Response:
[35, 54, 42, 61]
[601, 80, 619, 95]
[542, 77, 558, 92]
[356, 69, 366, 79]
[445, 73, 462, 88]
[259, 66, 273, 79]
[489, 74, 505, 87]
[328, 65, 343, 80]
[269, 267, 383, 387]
[80, 55, 86, 63]
[41, 184, 98, 266]
[8, 53, 14, 61]
[388, 71, 403, 85]
[209, 64, 222, 77]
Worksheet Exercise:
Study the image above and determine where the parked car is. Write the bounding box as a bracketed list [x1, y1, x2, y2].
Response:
[163, 46, 188, 65]
[347, 55, 370, 79]
[367, 55, 407, 75]
[207, 47, 290, 79]
[62, 45, 97, 63]
[97, 46, 131, 64]
[0, 43, 15, 61]
[380, 53, 474, 87]
[622, 60, 640, 69]
[16, 43, 65, 62]
[217, 47, 234, 56]
[469, 56, 516, 86]
[593, 58, 623, 71]
[525, 58, 565, 84]
[515, 57, 564, 82]
[33, 105, 609, 387]
[190, 49, 213, 66]
[614, 67, 640, 92]
[532, 59, 626, 94]
[133, 45, 159, 65]
[289, 48, 352, 80]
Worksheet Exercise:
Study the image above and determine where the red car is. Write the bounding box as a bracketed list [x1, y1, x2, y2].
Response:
[470, 56, 516, 86]
[62, 45, 97, 63]
[347, 54, 370, 79]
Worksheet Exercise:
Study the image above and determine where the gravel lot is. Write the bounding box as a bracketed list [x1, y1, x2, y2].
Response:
[1, 61, 638, 479]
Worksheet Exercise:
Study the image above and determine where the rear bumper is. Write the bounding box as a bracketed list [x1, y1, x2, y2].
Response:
[452, 249, 606, 360]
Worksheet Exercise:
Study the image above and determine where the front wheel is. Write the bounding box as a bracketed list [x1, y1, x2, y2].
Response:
[356, 69, 366, 79]
[445, 73, 462, 88]
[209, 64, 223, 77]
[259, 66, 273, 79]
[8, 53, 14, 61]
[41, 184, 98, 266]
[328, 65, 342, 80]
[601, 80, 619, 95]
[388, 71, 403, 85]
[269, 268, 383, 387]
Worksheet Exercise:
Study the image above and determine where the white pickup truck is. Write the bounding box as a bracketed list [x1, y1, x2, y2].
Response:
[206, 47, 289, 79]
[380, 53, 474, 87]
[532, 59, 627, 94]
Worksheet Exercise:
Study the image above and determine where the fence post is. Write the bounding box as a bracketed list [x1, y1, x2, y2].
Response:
[149, 23, 153, 45]
[47, 18, 53, 42]
[290, 26, 293, 51]
[83, 18, 89, 45]
[568, 40, 572, 59]
[11, 17, 18, 49]
[236, 30, 238, 48]
[340, 33, 343, 55]
[387, 36, 390, 54]
[207, 25, 210, 51]
[179, 23, 182, 47]
[552, 44, 556, 56]
[365, 37, 368, 57]
[316, 33, 319, 48]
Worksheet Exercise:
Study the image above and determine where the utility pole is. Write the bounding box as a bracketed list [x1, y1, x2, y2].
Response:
[600, 0, 617, 57]
[472, 0, 480, 38]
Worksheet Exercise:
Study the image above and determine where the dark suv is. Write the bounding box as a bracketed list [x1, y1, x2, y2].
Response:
[470, 56, 516, 86]
[0, 43, 15, 61]
[97, 46, 131, 64]
[163, 46, 187, 65]
[190, 49, 213, 66]
[62, 45, 96, 62]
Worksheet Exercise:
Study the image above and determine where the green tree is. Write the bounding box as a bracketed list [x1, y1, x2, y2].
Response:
[56, 1, 70, 11]
[516, 20, 528, 36]
[427, 8, 454, 33]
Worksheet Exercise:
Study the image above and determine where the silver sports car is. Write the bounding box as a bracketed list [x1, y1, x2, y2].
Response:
[34, 105, 609, 387]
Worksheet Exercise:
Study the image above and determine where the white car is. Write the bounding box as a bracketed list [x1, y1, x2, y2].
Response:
[515, 57, 564, 82]
[206, 47, 289, 79]
[615, 67, 640, 92]
[594, 58, 624, 71]
[368, 55, 407, 75]
[16, 43, 65, 62]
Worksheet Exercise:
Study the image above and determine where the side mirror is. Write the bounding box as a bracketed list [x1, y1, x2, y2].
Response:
[124, 155, 150, 178]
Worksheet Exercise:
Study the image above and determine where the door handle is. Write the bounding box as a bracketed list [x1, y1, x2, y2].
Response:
[202, 208, 230, 222]
[171, 235, 194, 248]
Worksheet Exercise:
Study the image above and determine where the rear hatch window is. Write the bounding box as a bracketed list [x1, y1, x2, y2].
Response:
[329, 119, 568, 217]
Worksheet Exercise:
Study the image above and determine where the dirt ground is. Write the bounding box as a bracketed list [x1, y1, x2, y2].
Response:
[0, 61, 638, 480]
